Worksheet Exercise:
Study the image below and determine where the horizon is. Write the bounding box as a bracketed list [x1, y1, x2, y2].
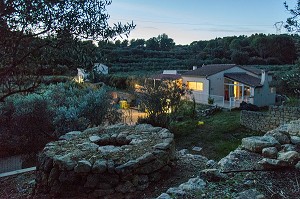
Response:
[108, 0, 295, 45]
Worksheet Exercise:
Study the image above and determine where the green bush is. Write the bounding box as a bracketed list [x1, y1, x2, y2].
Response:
[0, 82, 121, 156]
[0, 94, 54, 156]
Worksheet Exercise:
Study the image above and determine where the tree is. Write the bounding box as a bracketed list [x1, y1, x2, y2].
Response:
[146, 37, 159, 50]
[130, 39, 145, 48]
[284, 1, 300, 32]
[0, 0, 135, 102]
[138, 80, 184, 127]
[157, 33, 175, 51]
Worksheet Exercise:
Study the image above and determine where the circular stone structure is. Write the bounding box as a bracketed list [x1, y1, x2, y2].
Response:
[35, 124, 175, 199]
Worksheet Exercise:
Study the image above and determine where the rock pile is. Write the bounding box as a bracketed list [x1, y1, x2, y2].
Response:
[156, 119, 300, 198]
[241, 126, 300, 169]
[35, 124, 175, 199]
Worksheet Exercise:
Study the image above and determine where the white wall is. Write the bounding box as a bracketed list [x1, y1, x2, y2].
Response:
[209, 66, 248, 96]
[182, 76, 209, 95]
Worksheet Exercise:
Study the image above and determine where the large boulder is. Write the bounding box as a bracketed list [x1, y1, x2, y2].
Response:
[262, 147, 278, 159]
[265, 130, 291, 144]
[258, 158, 289, 169]
[242, 136, 280, 153]
[277, 151, 300, 165]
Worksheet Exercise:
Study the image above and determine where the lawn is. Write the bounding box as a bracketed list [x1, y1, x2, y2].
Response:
[171, 109, 263, 160]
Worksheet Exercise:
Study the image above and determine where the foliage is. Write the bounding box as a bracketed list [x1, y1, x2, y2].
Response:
[97, 34, 298, 74]
[0, 82, 121, 156]
[284, 1, 300, 32]
[137, 80, 184, 127]
[281, 67, 300, 96]
[0, 94, 54, 156]
[0, 0, 135, 102]
[208, 96, 215, 105]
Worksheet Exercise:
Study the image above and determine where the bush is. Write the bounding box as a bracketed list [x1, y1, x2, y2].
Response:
[0, 94, 54, 156]
[0, 82, 121, 156]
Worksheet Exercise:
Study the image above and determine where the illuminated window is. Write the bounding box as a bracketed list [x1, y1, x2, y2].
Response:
[188, 81, 203, 91]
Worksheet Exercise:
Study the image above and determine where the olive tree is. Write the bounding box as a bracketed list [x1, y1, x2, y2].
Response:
[137, 80, 184, 127]
[0, 0, 135, 101]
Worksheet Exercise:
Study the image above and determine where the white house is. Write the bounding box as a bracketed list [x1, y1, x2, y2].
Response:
[93, 63, 109, 75]
[182, 64, 276, 108]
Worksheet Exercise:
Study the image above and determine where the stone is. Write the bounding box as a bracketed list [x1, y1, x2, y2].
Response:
[115, 160, 138, 174]
[98, 145, 121, 155]
[277, 151, 300, 165]
[74, 160, 92, 173]
[135, 123, 155, 131]
[77, 142, 99, 152]
[98, 173, 119, 186]
[137, 183, 149, 191]
[149, 171, 161, 182]
[241, 136, 280, 153]
[107, 160, 115, 174]
[129, 138, 144, 145]
[154, 143, 170, 150]
[157, 193, 172, 199]
[48, 167, 59, 185]
[91, 189, 115, 197]
[89, 135, 101, 142]
[192, 146, 202, 152]
[115, 181, 136, 193]
[53, 154, 76, 171]
[262, 147, 278, 159]
[97, 134, 111, 145]
[200, 169, 228, 182]
[265, 130, 291, 144]
[43, 158, 53, 172]
[178, 149, 189, 156]
[59, 131, 81, 140]
[291, 136, 300, 145]
[98, 183, 112, 189]
[136, 152, 156, 165]
[178, 177, 206, 191]
[281, 144, 297, 152]
[158, 129, 174, 139]
[166, 187, 186, 197]
[295, 161, 300, 169]
[206, 160, 217, 168]
[163, 138, 174, 145]
[235, 189, 265, 199]
[92, 159, 107, 173]
[84, 174, 100, 188]
[58, 171, 79, 183]
[258, 158, 289, 169]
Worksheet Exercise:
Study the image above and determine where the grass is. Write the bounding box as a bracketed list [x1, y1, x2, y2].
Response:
[171, 109, 263, 160]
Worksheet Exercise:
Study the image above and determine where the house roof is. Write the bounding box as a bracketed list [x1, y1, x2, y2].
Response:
[151, 73, 182, 80]
[240, 66, 263, 75]
[182, 64, 236, 77]
[224, 73, 262, 87]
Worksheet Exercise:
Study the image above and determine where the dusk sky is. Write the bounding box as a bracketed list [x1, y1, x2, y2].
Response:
[108, 0, 295, 45]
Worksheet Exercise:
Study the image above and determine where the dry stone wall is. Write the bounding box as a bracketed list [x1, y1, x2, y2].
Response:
[240, 106, 300, 132]
[35, 123, 175, 199]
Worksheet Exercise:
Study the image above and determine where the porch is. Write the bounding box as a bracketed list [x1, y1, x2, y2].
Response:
[190, 92, 250, 109]
[190, 80, 254, 109]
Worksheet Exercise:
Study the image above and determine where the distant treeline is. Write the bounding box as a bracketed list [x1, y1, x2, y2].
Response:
[41, 33, 299, 75]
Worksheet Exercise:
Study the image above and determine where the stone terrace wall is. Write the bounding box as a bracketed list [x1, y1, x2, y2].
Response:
[240, 106, 300, 132]
[35, 124, 176, 199]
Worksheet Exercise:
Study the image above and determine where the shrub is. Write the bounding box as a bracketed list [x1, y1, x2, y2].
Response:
[0, 82, 121, 156]
[0, 94, 54, 156]
[53, 106, 89, 134]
